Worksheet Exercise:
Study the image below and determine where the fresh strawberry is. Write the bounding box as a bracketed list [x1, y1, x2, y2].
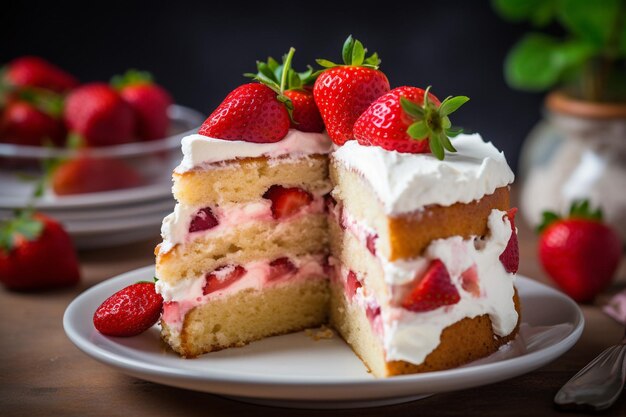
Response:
[346, 270, 362, 299]
[263, 185, 313, 219]
[0, 212, 80, 291]
[283, 89, 324, 132]
[268, 257, 297, 280]
[402, 259, 460, 312]
[538, 200, 622, 303]
[64, 83, 135, 147]
[198, 83, 290, 143]
[112, 70, 173, 141]
[461, 264, 480, 296]
[499, 208, 519, 273]
[51, 156, 143, 195]
[203, 265, 246, 295]
[3, 56, 78, 93]
[353, 86, 469, 159]
[246, 48, 324, 133]
[0, 101, 66, 146]
[188, 207, 219, 233]
[93, 282, 163, 337]
[313, 36, 390, 145]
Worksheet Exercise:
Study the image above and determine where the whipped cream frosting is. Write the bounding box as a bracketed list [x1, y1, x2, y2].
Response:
[345, 209, 518, 365]
[332, 134, 515, 214]
[175, 129, 333, 173]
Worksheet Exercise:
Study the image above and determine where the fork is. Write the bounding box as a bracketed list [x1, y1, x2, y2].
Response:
[554, 329, 626, 411]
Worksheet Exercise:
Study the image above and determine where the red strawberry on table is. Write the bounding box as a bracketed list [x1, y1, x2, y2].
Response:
[402, 259, 460, 312]
[0, 100, 66, 146]
[538, 200, 622, 303]
[263, 185, 313, 219]
[93, 282, 163, 337]
[64, 83, 135, 147]
[112, 70, 173, 141]
[353, 86, 469, 159]
[3, 56, 78, 93]
[51, 156, 143, 195]
[0, 212, 80, 291]
[313, 35, 390, 145]
[246, 49, 324, 133]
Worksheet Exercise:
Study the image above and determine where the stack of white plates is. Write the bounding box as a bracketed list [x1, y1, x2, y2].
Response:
[0, 183, 174, 249]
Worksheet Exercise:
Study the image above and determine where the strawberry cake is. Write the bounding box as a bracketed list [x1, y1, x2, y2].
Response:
[154, 38, 521, 377]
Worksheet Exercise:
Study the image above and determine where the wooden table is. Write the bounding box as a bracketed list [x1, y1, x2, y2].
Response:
[2, 204, 625, 416]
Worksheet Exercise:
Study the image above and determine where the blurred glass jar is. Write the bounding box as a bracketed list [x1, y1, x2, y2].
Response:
[519, 92, 626, 242]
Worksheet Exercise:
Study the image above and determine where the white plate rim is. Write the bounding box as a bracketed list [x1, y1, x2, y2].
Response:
[63, 266, 584, 401]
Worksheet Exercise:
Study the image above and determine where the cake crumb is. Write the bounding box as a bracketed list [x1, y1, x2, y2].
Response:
[305, 325, 335, 341]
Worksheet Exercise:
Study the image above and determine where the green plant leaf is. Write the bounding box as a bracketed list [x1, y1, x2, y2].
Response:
[536, 211, 561, 233]
[407, 121, 429, 139]
[491, 0, 557, 26]
[364, 52, 380, 67]
[438, 96, 470, 116]
[558, 0, 622, 49]
[505, 34, 593, 91]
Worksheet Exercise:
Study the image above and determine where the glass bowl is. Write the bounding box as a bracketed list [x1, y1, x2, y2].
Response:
[0, 104, 205, 203]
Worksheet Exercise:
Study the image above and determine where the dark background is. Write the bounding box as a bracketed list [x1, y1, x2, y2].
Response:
[2, 0, 547, 172]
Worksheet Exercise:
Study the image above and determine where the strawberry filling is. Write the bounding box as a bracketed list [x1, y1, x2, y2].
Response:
[346, 270, 362, 300]
[401, 259, 460, 312]
[263, 185, 313, 219]
[202, 265, 246, 295]
[189, 207, 219, 233]
[366, 233, 378, 256]
[499, 208, 519, 274]
[460, 264, 480, 296]
[268, 257, 298, 281]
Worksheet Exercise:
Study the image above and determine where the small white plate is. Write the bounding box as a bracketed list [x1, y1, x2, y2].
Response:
[64, 266, 584, 409]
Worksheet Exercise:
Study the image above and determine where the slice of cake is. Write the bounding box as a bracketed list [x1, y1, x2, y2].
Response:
[154, 40, 521, 377]
[155, 52, 333, 357]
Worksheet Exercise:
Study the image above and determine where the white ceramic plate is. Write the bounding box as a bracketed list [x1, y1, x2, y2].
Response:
[64, 266, 584, 409]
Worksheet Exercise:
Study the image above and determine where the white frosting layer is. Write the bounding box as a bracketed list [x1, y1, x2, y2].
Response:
[175, 129, 333, 172]
[332, 134, 515, 214]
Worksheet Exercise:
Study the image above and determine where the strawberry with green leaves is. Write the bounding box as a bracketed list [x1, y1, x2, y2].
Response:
[353, 86, 469, 159]
[538, 200, 622, 303]
[112, 70, 173, 141]
[246, 50, 324, 133]
[313, 36, 390, 145]
[0, 211, 80, 291]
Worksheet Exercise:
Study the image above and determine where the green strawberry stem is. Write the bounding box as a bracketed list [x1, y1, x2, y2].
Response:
[111, 69, 154, 90]
[537, 199, 604, 233]
[400, 86, 469, 160]
[244, 47, 318, 122]
[316, 35, 381, 69]
[0, 209, 43, 252]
